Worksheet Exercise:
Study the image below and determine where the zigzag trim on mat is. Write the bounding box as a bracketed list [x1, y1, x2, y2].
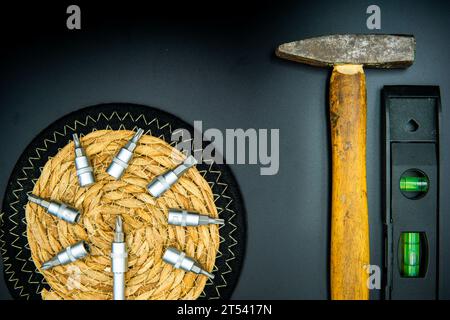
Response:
[0, 110, 238, 300]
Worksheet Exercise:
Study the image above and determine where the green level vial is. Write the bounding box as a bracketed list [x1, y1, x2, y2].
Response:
[400, 176, 428, 192]
[400, 232, 421, 277]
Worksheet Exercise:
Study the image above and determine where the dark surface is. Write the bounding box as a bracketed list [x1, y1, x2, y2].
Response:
[1, 0, 449, 299]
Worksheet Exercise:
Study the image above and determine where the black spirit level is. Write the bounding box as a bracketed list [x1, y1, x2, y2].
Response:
[383, 86, 441, 299]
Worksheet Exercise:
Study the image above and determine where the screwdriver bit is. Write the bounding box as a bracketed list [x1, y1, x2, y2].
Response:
[73, 133, 95, 187]
[28, 194, 81, 224]
[107, 128, 144, 180]
[168, 209, 224, 227]
[162, 247, 214, 279]
[147, 155, 197, 198]
[41, 241, 90, 270]
[111, 215, 128, 300]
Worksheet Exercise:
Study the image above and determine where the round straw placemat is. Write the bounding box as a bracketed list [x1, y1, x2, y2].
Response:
[0, 104, 246, 300]
[28, 130, 219, 300]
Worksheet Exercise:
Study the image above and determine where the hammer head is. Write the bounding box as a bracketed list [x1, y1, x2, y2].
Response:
[276, 34, 415, 68]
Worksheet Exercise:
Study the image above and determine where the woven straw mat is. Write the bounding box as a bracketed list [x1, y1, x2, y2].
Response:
[25, 130, 220, 300]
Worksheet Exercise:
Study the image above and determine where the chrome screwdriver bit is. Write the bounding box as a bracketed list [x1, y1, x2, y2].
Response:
[41, 241, 90, 270]
[28, 194, 80, 224]
[168, 209, 224, 227]
[73, 133, 95, 187]
[111, 215, 128, 300]
[162, 247, 214, 279]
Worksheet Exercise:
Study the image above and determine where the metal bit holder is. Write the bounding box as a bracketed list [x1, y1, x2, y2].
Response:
[111, 216, 128, 300]
[28, 194, 81, 224]
[168, 209, 224, 227]
[73, 134, 95, 187]
[107, 128, 144, 180]
[162, 247, 214, 279]
[147, 155, 197, 198]
[41, 241, 90, 270]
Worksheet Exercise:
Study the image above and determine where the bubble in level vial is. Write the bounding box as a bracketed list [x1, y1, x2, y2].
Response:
[400, 176, 428, 192]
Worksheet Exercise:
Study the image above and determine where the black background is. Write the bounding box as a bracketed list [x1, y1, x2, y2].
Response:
[0, 0, 449, 299]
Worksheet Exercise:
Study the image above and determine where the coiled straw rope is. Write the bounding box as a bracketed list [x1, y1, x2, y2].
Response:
[25, 130, 220, 300]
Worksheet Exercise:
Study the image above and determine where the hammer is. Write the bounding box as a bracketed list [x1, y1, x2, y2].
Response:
[276, 34, 415, 300]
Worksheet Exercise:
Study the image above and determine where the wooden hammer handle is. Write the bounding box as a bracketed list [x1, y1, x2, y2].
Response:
[329, 65, 370, 300]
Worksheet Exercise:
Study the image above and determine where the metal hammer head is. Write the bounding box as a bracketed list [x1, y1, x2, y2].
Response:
[276, 34, 415, 68]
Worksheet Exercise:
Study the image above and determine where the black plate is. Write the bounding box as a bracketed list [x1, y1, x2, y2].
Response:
[0, 103, 246, 300]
